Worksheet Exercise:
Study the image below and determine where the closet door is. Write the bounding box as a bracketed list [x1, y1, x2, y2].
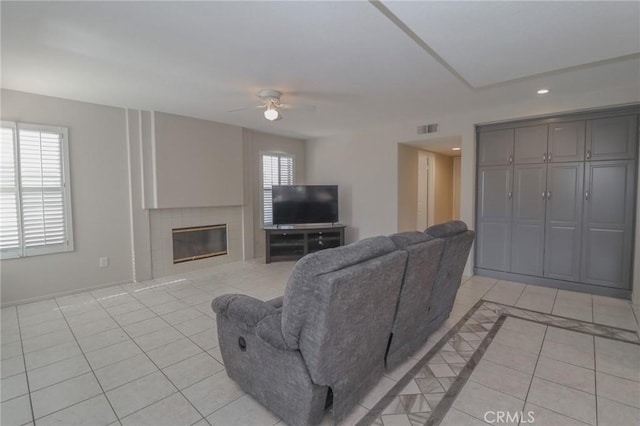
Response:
[514, 125, 548, 164]
[476, 166, 513, 271]
[510, 164, 547, 275]
[544, 163, 584, 281]
[478, 129, 514, 166]
[581, 160, 635, 289]
[548, 121, 585, 162]
[586, 115, 637, 161]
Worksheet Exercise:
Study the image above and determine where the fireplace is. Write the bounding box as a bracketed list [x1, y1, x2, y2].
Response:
[172, 224, 227, 264]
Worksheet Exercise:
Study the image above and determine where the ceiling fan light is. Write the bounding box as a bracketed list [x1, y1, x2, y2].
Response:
[264, 107, 279, 121]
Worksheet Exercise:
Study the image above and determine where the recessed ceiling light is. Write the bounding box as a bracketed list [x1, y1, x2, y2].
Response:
[537, 89, 550, 94]
[452, 147, 461, 151]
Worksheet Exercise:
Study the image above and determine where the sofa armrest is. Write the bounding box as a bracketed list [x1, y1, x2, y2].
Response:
[212, 294, 277, 328]
[256, 312, 289, 350]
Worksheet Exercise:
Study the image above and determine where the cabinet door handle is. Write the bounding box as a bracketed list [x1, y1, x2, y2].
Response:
[547, 191, 551, 200]
[585, 191, 590, 201]
[508, 155, 513, 164]
[586, 150, 591, 160]
[548, 152, 552, 162]
[508, 191, 512, 199]
[543, 153, 547, 162]
[542, 192, 546, 199]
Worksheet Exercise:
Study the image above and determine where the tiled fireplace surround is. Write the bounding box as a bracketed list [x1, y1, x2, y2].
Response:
[149, 207, 243, 278]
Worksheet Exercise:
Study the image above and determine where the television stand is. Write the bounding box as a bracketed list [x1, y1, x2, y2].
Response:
[264, 224, 346, 264]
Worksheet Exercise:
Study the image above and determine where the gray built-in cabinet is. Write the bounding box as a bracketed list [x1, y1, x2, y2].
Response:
[475, 107, 638, 298]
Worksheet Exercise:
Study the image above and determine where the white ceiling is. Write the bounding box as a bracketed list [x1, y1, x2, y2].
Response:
[384, 1, 640, 87]
[1, 1, 639, 139]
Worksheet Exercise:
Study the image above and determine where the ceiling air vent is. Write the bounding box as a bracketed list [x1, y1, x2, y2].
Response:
[417, 123, 439, 135]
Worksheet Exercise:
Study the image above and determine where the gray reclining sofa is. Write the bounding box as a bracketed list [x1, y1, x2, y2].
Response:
[211, 221, 474, 425]
[386, 221, 474, 369]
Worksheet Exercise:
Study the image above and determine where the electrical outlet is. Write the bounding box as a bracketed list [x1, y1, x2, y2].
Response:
[99, 257, 109, 268]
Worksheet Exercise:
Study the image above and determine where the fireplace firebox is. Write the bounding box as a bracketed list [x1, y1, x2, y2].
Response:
[172, 224, 227, 264]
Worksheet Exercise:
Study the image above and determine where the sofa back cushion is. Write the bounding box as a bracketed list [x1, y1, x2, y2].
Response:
[281, 236, 398, 349]
[425, 222, 475, 321]
[281, 236, 407, 410]
[425, 220, 469, 239]
[388, 232, 445, 332]
[389, 231, 433, 248]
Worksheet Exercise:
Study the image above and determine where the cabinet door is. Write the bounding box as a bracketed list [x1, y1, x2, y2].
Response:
[544, 163, 583, 281]
[478, 129, 514, 166]
[476, 166, 513, 271]
[510, 164, 546, 275]
[581, 160, 635, 289]
[514, 125, 548, 164]
[548, 121, 585, 162]
[586, 115, 637, 161]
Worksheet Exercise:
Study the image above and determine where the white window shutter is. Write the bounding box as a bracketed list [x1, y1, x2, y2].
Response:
[0, 191, 20, 250]
[262, 153, 294, 225]
[19, 130, 63, 188]
[0, 122, 73, 258]
[19, 128, 67, 253]
[0, 127, 16, 187]
[0, 125, 20, 252]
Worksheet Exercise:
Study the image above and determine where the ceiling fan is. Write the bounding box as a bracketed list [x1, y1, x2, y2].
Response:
[228, 89, 315, 121]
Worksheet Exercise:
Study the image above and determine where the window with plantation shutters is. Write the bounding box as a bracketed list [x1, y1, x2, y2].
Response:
[262, 153, 294, 225]
[0, 122, 73, 259]
[0, 124, 19, 253]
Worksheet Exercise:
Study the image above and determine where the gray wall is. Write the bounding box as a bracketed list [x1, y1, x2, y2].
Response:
[153, 112, 244, 208]
[305, 129, 397, 244]
[1, 89, 133, 302]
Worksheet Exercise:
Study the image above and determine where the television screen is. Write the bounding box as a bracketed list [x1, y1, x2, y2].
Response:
[272, 185, 339, 225]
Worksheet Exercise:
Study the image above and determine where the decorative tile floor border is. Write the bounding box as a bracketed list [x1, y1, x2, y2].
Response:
[484, 301, 639, 344]
[356, 300, 639, 426]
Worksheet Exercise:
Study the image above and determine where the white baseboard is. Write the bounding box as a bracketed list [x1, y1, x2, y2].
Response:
[1, 279, 132, 308]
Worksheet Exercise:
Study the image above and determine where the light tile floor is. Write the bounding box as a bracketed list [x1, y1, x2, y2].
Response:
[358, 301, 639, 426]
[1, 261, 638, 426]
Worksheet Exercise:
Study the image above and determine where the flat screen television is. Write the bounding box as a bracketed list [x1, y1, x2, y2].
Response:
[272, 185, 339, 225]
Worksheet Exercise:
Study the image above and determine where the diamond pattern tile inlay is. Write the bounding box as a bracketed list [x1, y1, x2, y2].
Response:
[357, 299, 639, 426]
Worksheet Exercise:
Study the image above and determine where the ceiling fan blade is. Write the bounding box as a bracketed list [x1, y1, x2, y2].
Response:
[278, 103, 317, 112]
[227, 105, 265, 113]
